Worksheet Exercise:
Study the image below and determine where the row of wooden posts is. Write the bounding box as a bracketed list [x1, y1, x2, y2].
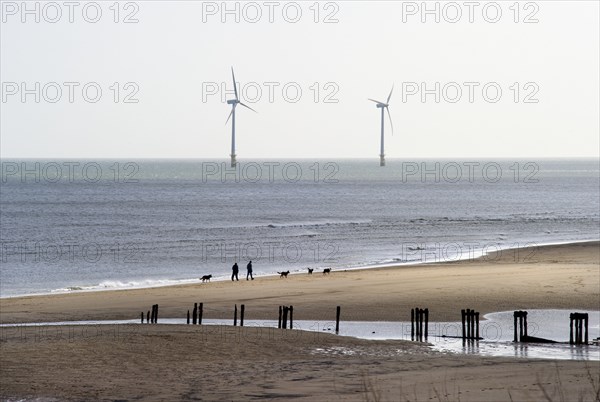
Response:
[140, 304, 591, 345]
[570, 313, 589, 345]
[140, 304, 159, 324]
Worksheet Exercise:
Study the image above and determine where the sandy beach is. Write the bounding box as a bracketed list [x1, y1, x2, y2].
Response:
[1, 241, 599, 401]
[1, 242, 598, 324]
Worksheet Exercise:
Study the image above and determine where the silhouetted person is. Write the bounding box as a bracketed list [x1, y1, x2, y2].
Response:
[246, 260, 254, 280]
[231, 262, 239, 281]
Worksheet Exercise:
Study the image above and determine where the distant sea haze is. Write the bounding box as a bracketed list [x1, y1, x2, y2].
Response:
[1, 159, 598, 297]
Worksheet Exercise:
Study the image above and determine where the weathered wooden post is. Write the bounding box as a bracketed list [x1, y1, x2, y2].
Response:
[518, 313, 523, 341]
[419, 308, 424, 341]
[240, 304, 245, 327]
[282, 306, 288, 329]
[192, 303, 198, 325]
[475, 312, 480, 340]
[424, 308, 429, 340]
[141, 312, 144, 324]
[466, 309, 472, 339]
[198, 303, 203, 325]
[335, 306, 341, 334]
[461, 309, 466, 340]
[187, 310, 190, 325]
[411, 308, 415, 340]
[147, 310, 150, 324]
[278, 306, 282, 329]
[569, 313, 574, 344]
[584, 313, 589, 344]
[155, 304, 159, 323]
[289, 305, 294, 330]
[470, 309, 475, 340]
[151, 305, 155, 324]
[513, 311, 518, 342]
[234, 304, 238, 326]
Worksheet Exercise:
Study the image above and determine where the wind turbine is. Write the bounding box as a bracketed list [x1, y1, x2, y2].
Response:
[226, 67, 257, 167]
[368, 86, 394, 166]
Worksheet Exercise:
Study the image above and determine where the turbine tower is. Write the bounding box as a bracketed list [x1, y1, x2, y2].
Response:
[226, 67, 257, 167]
[368, 86, 394, 166]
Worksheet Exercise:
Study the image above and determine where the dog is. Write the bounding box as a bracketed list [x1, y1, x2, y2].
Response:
[307, 268, 314, 275]
[200, 274, 212, 282]
[323, 268, 331, 275]
[278, 271, 290, 278]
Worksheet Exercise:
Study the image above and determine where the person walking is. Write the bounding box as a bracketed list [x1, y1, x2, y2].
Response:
[231, 262, 239, 281]
[246, 260, 254, 280]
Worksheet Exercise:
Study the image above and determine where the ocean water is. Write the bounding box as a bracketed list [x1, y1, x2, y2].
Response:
[0, 158, 598, 297]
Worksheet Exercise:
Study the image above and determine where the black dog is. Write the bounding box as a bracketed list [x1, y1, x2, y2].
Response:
[278, 271, 290, 278]
[307, 268, 314, 275]
[200, 274, 212, 282]
[323, 268, 331, 275]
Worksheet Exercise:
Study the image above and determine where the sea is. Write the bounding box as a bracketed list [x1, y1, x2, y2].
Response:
[1, 158, 598, 297]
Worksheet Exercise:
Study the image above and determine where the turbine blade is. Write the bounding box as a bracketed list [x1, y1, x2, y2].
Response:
[386, 85, 394, 104]
[368, 98, 384, 104]
[231, 67, 239, 100]
[239, 102, 257, 113]
[225, 108, 233, 125]
[386, 106, 394, 135]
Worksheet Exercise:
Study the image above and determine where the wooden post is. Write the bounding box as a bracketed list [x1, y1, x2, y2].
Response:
[289, 305, 293, 330]
[151, 305, 156, 324]
[519, 313, 523, 341]
[146, 310, 150, 324]
[513, 312, 518, 342]
[470, 310, 475, 340]
[192, 303, 197, 325]
[424, 308, 429, 340]
[461, 309, 466, 339]
[278, 306, 282, 329]
[198, 303, 203, 325]
[411, 308, 415, 340]
[335, 306, 341, 334]
[467, 309, 472, 339]
[155, 304, 158, 323]
[141, 312, 144, 324]
[240, 304, 245, 327]
[475, 312, 480, 340]
[234, 304, 238, 326]
[569, 314, 574, 345]
[187, 310, 190, 325]
[282, 306, 288, 329]
[584, 313, 589, 344]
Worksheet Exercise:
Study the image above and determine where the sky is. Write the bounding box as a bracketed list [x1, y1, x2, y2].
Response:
[1, 0, 599, 159]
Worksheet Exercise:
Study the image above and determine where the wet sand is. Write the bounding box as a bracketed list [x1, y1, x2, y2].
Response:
[1, 325, 599, 401]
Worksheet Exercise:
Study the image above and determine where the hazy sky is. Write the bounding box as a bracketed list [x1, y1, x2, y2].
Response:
[1, 1, 599, 158]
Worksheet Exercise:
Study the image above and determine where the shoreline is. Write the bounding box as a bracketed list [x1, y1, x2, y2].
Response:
[1, 240, 598, 324]
[2, 238, 598, 300]
[2, 241, 600, 401]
